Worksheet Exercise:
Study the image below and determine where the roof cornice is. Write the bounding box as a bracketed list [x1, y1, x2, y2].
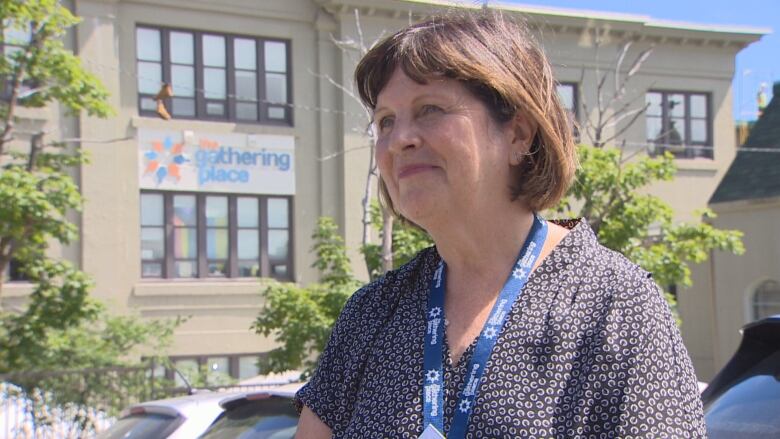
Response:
[316, 0, 769, 49]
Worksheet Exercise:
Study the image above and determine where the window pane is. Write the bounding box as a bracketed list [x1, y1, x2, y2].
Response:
[237, 198, 259, 227]
[234, 38, 257, 70]
[272, 264, 287, 277]
[691, 95, 707, 118]
[267, 198, 288, 228]
[204, 68, 226, 99]
[141, 228, 165, 260]
[205, 196, 228, 226]
[556, 84, 575, 113]
[175, 261, 197, 278]
[208, 262, 226, 277]
[3, 25, 31, 45]
[136, 28, 161, 61]
[268, 106, 286, 120]
[207, 228, 228, 259]
[646, 117, 663, 142]
[268, 230, 288, 259]
[668, 94, 685, 118]
[171, 65, 195, 97]
[203, 35, 226, 67]
[141, 194, 164, 226]
[264, 41, 286, 72]
[237, 230, 259, 259]
[238, 261, 260, 277]
[173, 359, 198, 387]
[137, 62, 162, 94]
[235, 70, 257, 101]
[265, 73, 287, 103]
[669, 118, 686, 144]
[142, 262, 163, 278]
[173, 195, 197, 226]
[170, 32, 194, 64]
[174, 228, 197, 258]
[646, 92, 663, 117]
[172, 97, 196, 117]
[691, 120, 707, 143]
[140, 97, 157, 111]
[237, 102, 258, 121]
[206, 102, 225, 116]
[238, 356, 260, 380]
[207, 357, 230, 378]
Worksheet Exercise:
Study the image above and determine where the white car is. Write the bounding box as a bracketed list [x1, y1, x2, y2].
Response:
[96, 391, 231, 439]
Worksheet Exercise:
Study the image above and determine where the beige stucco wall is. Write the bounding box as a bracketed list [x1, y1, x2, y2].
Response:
[682, 198, 780, 380]
[2, 0, 764, 366]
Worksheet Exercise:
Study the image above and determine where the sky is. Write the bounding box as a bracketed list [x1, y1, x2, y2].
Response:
[504, 0, 778, 121]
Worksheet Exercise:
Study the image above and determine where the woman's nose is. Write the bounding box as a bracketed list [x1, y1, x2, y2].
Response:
[387, 117, 421, 154]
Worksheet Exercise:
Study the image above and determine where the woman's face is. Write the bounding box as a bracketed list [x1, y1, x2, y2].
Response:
[374, 68, 525, 228]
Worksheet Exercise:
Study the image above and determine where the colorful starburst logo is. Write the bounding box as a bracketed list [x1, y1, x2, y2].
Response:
[144, 136, 188, 184]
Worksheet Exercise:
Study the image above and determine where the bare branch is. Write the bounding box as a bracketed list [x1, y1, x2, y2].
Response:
[309, 70, 360, 104]
[614, 41, 632, 93]
[317, 144, 373, 162]
[354, 8, 367, 54]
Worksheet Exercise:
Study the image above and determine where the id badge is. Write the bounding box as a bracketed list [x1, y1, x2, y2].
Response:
[419, 424, 446, 439]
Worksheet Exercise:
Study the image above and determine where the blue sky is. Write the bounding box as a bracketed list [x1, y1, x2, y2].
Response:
[505, 0, 778, 121]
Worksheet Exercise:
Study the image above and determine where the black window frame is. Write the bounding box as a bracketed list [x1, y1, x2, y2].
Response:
[140, 191, 294, 281]
[646, 90, 713, 159]
[135, 25, 293, 126]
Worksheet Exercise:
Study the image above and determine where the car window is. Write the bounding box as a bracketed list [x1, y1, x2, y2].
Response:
[705, 350, 780, 438]
[96, 412, 182, 439]
[199, 397, 298, 439]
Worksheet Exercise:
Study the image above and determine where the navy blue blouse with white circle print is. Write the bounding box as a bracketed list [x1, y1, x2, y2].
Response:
[295, 219, 706, 438]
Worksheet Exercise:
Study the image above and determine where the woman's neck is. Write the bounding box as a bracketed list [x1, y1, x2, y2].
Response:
[428, 206, 536, 298]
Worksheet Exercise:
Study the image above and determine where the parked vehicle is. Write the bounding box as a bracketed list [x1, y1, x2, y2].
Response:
[199, 383, 302, 438]
[95, 391, 230, 439]
[701, 315, 780, 438]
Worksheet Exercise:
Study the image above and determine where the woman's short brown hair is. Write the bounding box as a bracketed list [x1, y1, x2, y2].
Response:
[355, 9, 576, 219]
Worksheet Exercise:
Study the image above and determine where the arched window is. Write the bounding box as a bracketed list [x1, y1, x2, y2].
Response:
[753, 280, 780, 320]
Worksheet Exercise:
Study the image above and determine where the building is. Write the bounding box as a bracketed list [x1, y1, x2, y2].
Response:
[2, 0, 766, 382]
[681, 81, 780, 380]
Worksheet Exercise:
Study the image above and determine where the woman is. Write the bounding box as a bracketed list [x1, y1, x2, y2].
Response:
[295, 10, 705, 438]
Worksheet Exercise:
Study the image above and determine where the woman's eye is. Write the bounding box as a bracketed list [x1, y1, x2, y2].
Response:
[377, 116, 394, 131]
[419, 104, 443, 116]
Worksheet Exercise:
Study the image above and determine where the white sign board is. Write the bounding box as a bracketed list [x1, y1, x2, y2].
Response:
[138, 129, 295, 195]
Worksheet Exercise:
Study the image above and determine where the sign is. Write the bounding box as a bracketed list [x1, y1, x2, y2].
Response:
[138, 129, 295, 195]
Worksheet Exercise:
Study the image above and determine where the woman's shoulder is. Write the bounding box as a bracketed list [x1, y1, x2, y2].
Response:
[556, 218, 661, 299]
[341, 246, 439, 318]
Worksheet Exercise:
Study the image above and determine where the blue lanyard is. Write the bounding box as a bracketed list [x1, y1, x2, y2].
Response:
[422, 215, 548, 438]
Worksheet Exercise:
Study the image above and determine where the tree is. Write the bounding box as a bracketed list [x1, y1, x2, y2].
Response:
[0, 0, 179, 371]
[555, 30, 744, 319]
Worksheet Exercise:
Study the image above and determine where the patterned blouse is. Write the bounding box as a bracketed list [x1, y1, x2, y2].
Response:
[295, 219, 706, 438]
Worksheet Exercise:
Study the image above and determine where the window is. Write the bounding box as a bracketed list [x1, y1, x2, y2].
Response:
[135, 26, 291, 124]
[556, 83, 579, 140]
[753, 280, 780, 321]
[646, 91, 711, 159]
[163, 353, 264, 386]
[2, 259, 28, 282]
[140, 191, 292, 280]
[1, 20, 34, 100]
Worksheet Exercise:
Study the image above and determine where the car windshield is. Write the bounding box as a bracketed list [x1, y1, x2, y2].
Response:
[96, 412, 181, 439]
[199, 396, 298, 439]
[705, 350, 780, 438]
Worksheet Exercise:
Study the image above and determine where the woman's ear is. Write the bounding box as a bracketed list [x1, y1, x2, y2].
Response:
[508, 112, 538, 166]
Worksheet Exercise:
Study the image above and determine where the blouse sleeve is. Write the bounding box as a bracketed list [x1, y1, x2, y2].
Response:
[294, 284, 373, 431]
[611, 270, 707, 438]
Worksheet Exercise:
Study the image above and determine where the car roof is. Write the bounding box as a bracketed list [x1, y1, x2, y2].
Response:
[218, 382, 305, 409]
[132, 391, 240, 416]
